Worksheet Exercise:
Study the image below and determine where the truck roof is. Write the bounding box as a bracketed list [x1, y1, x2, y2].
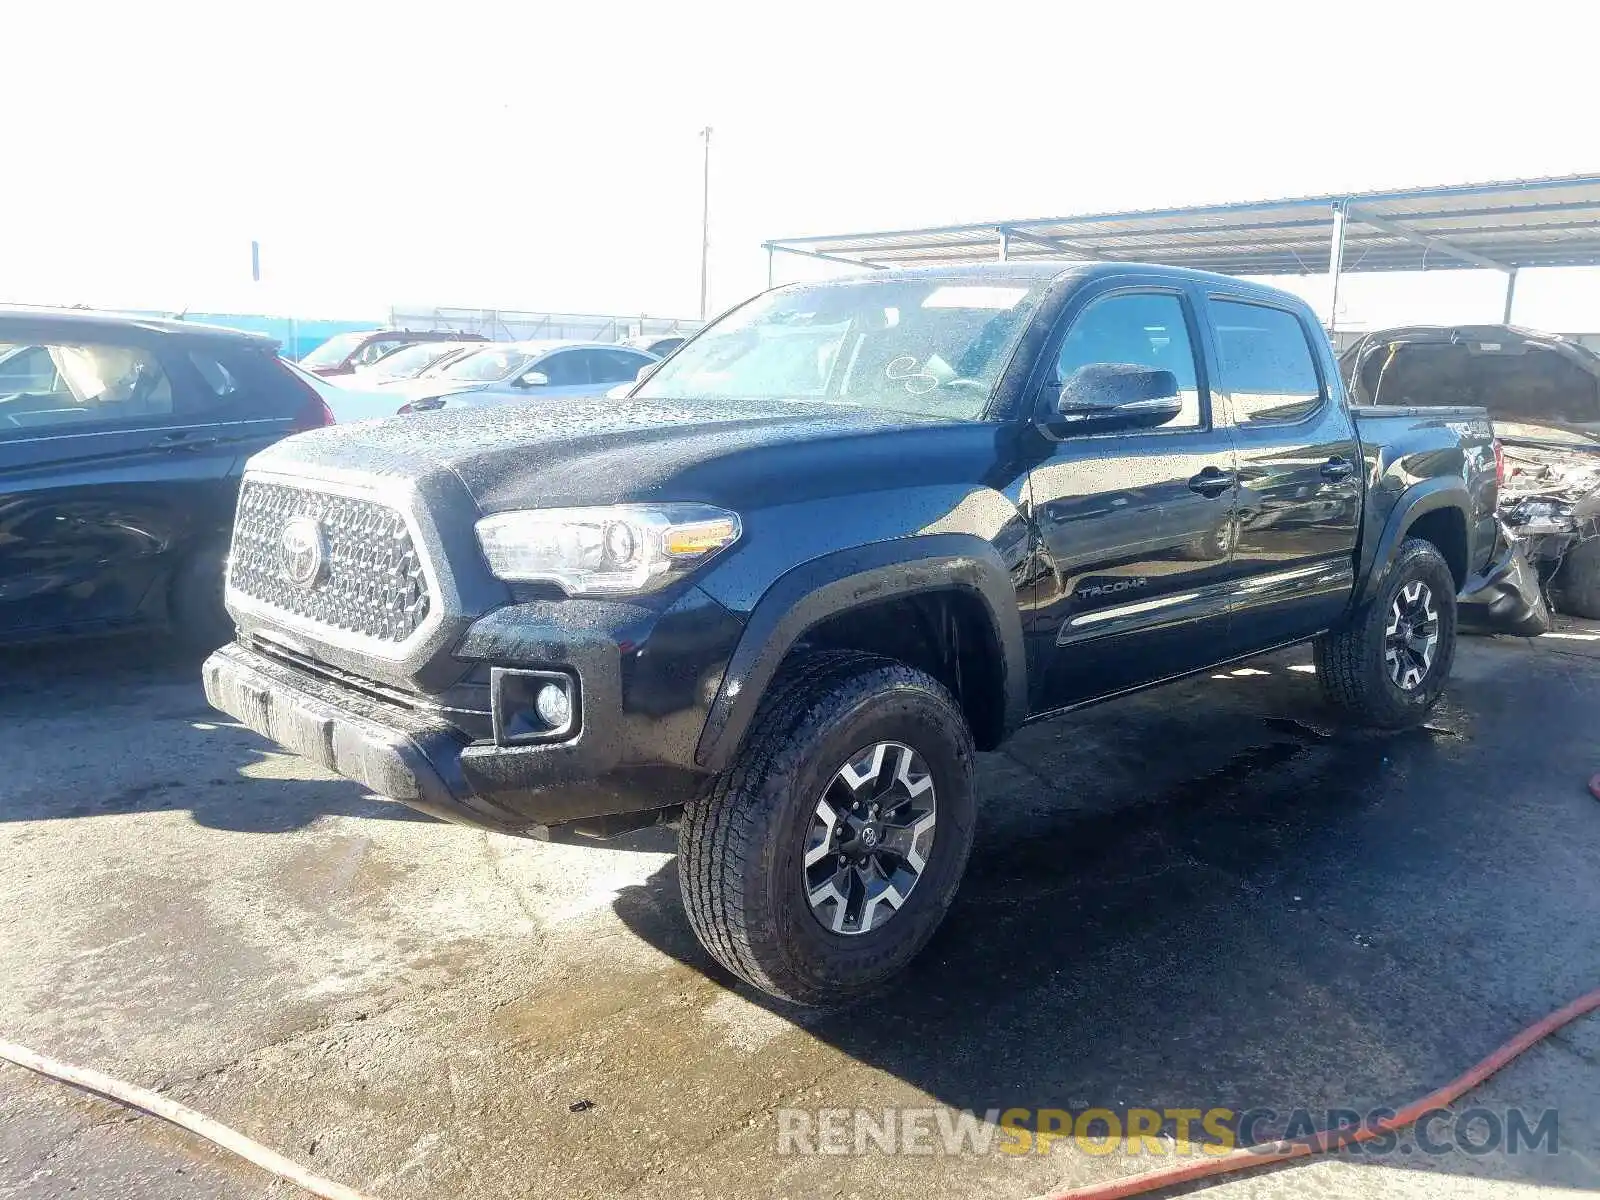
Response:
[795, 260, 1303, 297]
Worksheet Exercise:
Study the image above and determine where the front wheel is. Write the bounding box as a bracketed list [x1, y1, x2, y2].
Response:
[678, 651, 976, 1006]
[1315, 537, 1458, 728]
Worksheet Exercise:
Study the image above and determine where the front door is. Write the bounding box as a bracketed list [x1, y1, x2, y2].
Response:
[1201, 296, 1362, 653]
[1025, 284, 1242, 712]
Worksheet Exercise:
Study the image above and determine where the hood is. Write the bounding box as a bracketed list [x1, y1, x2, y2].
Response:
[248, 393, 1004, 514]
[1341, 325, 1600, 432]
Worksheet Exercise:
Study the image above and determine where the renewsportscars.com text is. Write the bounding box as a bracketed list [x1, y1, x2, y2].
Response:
[776, 1106, 1559, 1158]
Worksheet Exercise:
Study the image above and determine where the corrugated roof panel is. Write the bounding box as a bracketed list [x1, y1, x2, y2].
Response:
[768, 175, 1600, 275]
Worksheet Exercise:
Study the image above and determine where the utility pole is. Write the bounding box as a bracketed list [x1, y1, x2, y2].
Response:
[698, 126, 712, 320]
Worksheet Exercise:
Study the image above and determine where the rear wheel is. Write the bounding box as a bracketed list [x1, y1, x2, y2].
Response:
[678, 651, 976, 1006]
[1315, 537, 1457, 728]
[1550, 538, 1600, 620]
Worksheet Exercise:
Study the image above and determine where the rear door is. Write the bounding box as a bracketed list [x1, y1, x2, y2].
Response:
[1201, 295, 1362, 653]
[586, 347, 659, 388]
[0, 329, 301, 637]
[1025, 280, 1243, 712]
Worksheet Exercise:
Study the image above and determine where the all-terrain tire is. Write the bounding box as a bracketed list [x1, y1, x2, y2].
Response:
[168, 542, 235, 653]
[1550, 537, 1600, 620]
[1314, 537, 1457, 729]
[679, 651, 976, 1007]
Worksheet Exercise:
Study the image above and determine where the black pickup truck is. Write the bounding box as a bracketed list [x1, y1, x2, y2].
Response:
[205, 263, 1500, 1004]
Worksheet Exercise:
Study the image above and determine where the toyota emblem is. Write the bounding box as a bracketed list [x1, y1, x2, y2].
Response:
[279, 516, 328, 589]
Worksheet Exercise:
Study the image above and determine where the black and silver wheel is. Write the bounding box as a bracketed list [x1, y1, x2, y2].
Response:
[679, 651, 976, 1007]
[803, 742, 938, 936]
[1383, 580, 1440, 690]
[1316, 537, 1457, 728]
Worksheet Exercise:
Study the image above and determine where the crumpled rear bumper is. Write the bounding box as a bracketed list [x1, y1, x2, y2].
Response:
[1459, 527, 1552, 636]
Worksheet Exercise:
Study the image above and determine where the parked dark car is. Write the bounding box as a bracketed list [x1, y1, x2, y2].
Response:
[298, 329, 486, 378]
[0, 307, 335, 649]
[206, 263, 1503, 1004]
[1343, 324, 1600, 618]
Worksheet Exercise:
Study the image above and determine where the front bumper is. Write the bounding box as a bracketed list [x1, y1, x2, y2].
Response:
[203, 611, 727, 833]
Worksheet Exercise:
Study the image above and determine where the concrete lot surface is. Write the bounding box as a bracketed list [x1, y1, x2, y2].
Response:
[1, 623, 1598, 1200]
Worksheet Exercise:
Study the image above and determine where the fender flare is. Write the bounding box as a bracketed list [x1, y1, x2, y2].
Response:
[1356, 476, 1471, 606]
[694, 534, 1028, 771]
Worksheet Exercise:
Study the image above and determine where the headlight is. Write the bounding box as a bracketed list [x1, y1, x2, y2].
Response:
[475, 504, 741, 595]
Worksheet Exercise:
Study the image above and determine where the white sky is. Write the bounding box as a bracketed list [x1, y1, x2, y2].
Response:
[8, 0, 1600, 330]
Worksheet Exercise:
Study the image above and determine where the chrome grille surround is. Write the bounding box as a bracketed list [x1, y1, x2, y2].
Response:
[226, 474, 438, 655]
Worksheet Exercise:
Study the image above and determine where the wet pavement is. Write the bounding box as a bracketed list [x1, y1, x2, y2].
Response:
[1, 622, 1598, 1199]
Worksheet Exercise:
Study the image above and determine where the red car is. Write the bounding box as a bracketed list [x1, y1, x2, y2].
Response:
[298, 329, 486, 378]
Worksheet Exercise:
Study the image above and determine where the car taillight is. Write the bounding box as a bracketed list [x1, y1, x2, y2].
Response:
[1493, 438, 1506, 488]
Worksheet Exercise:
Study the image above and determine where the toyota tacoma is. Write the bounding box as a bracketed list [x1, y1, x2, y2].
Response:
[205, 263, 1502, 1005]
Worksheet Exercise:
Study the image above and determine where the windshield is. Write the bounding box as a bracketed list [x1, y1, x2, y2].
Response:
[299, 333, 369, 368]
[365, 343, 452, 379]
[633, 278, 1046, 419]
[441, 347, 534, 382]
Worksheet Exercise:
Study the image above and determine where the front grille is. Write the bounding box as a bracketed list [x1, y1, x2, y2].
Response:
[229, 479, 432, 644]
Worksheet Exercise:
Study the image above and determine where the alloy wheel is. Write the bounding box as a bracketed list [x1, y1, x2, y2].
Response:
[803, 741, 937, 936]
[1385, 580, 1439, 690]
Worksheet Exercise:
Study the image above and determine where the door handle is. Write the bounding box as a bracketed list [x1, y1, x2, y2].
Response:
[1187, 466, 1236, 498]
[1320, 456, 1355, 481]
[161, 432, 219, 453]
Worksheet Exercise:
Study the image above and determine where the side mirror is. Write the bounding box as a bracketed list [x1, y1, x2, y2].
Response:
[635, 363, 657, 384]
[1042, 363, 1183, 434]
[517, 370, 550, 388]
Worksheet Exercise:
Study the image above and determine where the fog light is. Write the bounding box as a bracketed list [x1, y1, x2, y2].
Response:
[535, 682, 572, 730]
[491, 668, 580, 745]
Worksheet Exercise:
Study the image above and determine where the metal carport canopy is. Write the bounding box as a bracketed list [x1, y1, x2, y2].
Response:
[763, 174, 1600, 322]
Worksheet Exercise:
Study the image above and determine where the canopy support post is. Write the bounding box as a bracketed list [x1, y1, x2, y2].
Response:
[1327, 201, 1348, 332]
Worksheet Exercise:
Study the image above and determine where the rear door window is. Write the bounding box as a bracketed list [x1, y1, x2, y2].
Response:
[188, 352, 241, 400]
[588, 349, 654, 383]
[1209, 301, 1324, 424]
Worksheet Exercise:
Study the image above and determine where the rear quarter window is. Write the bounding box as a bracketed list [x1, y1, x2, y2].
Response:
[187, 346, 306, 417]
[1209, 300, 1324, 425]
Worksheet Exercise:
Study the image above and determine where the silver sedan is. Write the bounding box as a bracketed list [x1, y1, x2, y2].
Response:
[393, 340, 659, 412]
